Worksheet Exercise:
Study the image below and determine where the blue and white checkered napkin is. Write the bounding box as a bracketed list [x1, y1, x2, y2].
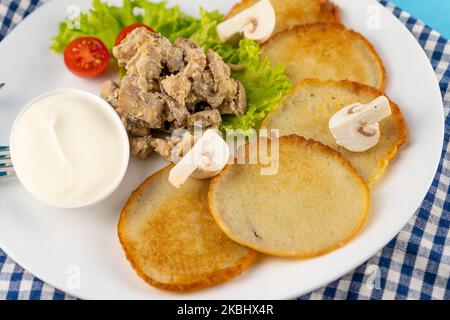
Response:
[0, 0, 448, 300]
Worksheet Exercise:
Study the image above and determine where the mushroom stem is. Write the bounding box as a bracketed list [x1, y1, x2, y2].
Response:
[168, 130, 229, 187]
[216, 0, 276, 43]
[328, 96, 392, 153]
[354, 96, 391, 126]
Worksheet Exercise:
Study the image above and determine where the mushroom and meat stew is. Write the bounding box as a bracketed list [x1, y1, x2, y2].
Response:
[100, 27, 247, 160]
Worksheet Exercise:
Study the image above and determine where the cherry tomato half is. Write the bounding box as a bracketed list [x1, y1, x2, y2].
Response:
[115, 23, 155, 46]
[64, 37, 110, 78]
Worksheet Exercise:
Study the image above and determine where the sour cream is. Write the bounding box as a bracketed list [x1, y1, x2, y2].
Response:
[10, 90, 129, 209]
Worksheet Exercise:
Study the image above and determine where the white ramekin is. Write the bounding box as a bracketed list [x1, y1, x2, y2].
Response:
[9, 89, 130, 209]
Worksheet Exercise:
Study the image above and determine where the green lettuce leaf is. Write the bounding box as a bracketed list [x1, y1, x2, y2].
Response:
[136, 0, 199, 41]
[51, 0, 128, 51]
[50, 0, 291, 130]
[186, 11, 291, 129]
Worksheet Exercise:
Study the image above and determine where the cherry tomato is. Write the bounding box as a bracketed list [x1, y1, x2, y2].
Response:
[64, 37, 110, 78]
[115, 23, 155, 46]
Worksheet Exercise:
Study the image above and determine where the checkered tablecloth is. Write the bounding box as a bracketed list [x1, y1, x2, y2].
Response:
[0, 0, 449, 300]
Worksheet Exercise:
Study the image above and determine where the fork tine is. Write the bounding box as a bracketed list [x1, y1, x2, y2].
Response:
[0, 157, 12, 166]
[0, 146, 13, 171]
[0, 162, 12, 167]
[0, 146, 14, 178]
[0, 169, 15, 178]
[0, 152, 10, 160]
[0, 163, 14, 177]
[0, 146, 10, 156]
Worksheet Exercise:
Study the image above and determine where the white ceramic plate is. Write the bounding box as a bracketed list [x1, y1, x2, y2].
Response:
[0, 0, 444, 300]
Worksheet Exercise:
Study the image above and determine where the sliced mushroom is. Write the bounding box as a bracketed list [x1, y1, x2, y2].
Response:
[328, 96, 392, 152]
[216, 0, 276, 43]
[168, 130, 230, 188]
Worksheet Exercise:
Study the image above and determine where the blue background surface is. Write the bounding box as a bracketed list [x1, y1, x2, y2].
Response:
[390, 0, 450, 39]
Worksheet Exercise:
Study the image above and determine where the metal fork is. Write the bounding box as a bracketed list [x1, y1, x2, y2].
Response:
[0, 85, 12, 177]
[0, 146, 14, 178]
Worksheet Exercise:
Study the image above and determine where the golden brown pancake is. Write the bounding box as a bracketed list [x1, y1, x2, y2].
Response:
[208, 135, 370, 258]
[226, 0, 340, 36]
[263, 80, 408, 185]
[262, 23, 386, 90]
[118, 165, 257, 292]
